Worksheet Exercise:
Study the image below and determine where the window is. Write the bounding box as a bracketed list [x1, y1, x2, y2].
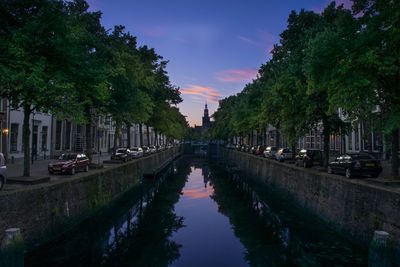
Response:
[348, 130, 353, 151]
[355, 126, 360, 150]
[10, 123, 18, 152]
[335, 135, 340, 150]
[64, 121, 71, 150]
[55, 120, 62, 150]
[330, 135, 335, 150]
[41, 126, 48, 151]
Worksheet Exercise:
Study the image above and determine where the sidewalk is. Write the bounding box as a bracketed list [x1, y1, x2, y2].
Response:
[3, 154, 112, 191]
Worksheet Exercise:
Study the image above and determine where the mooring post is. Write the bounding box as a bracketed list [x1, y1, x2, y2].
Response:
[0, 228, 24, 267]
[368, 230, 392, 267]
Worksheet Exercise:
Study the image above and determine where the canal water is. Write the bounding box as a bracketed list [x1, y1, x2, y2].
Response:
[25, 157, 367, 266]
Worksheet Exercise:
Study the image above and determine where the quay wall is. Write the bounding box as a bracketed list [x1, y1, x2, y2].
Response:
[0, 147, 181, 248]
[224, 149, 400, 263]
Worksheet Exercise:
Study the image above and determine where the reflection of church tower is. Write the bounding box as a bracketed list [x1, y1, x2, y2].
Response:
[202, 104, 211, 131]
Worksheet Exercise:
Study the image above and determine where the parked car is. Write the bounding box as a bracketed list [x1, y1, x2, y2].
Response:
[327, 153, 382, 178]
[130, 147, 143, 158]
[142, 146, 151, 155]
[254, 145, 265, 155]
[111, 148, 132, 162]
[149, 146, 157, 154]
[295, 149, 323, 168]
[48, 153, 90, 175]
[263, 146, 278, 159]
[0, 153, 7, 191]
[275, 148, 294, 162]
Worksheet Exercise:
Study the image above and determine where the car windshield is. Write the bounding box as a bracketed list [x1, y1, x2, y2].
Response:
[59, 154, 76, 160]
[351, 153, 375, 160]
[116, 149, 127, 153]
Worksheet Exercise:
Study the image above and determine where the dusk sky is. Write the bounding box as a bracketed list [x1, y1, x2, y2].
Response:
[87, 0, 351, 126]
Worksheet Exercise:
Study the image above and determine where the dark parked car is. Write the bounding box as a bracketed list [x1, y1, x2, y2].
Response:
[263, 146, 278, 159]
[111, 148, 132, 162]
[327, 153, 382, 178]
[142, 146, 151, 155]
[0, 153, 7, 191]
[295, 149, 323, 168]
[48, 153, 90, 175]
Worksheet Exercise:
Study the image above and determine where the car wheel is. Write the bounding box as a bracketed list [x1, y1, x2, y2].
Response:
[71, 167, 76, 175]
[345, 168, 352, 179]
[0, 176, 4, 191]
[327, 166, 333, 174]
[85, 165, 89, 172]
[123, 158, 127, 162]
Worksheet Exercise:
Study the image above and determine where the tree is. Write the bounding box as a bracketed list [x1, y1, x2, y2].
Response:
[64, 0, 111, 161]
[0, 0, 79, 176]
[327, 0, 400, 176]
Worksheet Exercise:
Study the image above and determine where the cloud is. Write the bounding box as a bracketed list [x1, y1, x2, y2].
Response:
[237, 31, 276, 55]
[216, 69, 258, 83]
[138, 26, 168, 37]
[257, 29, 277, 43]
[181, 85, 222, 103]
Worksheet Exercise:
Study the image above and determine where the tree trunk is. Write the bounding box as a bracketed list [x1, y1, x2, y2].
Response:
[146, 125, 150, 146]
[85, 114, 93, 161]
[154, 129, 158, 145]
[323, 128, 330, 168]
[139, 123, 143, 147]
[126, 123, 131, 148]
[113, 121, 121, 155]
[391, 128, 399, 176]
[276, 131, 280, 148]
[23, 105, 31, 177]
[264, 128, 267, 146]
[291, 144, 296, 160]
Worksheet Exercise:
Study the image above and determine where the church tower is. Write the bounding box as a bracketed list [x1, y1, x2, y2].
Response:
[202, 104, 210, 130]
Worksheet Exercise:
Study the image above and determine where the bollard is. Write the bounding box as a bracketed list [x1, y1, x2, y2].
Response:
[0, 228, 24, 267]
[368, 230, 392, 267]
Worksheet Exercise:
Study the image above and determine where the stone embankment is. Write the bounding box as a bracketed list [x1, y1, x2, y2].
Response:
[224, 149, 400, 265]
[0, 147, 181, 248]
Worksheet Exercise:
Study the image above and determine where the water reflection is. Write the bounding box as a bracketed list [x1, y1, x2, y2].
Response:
[100, 161, 191, 266]
[25, 158, 368, 266]
[25, 159, 191, 267]
[211, 165, 367, 266]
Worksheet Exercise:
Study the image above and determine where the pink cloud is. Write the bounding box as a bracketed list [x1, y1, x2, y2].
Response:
[216, 69, 258, 83]
[181, 85, 222, 103]
[138, 26, 168, 37]
[257, 29, 277, 43]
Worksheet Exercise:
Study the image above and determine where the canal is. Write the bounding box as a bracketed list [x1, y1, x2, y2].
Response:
[25, 157, 367, 266]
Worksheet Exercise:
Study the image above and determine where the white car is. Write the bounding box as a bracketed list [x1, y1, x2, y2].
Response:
[130, 147, 143, 158]
[149, 146, 157, 154]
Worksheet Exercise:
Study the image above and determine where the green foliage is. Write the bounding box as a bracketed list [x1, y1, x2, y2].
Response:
[0, 0, 189, 175]
[211, 1, 399, 173]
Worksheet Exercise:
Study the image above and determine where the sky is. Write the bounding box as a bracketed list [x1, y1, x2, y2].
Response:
[87, 0, 352, 126]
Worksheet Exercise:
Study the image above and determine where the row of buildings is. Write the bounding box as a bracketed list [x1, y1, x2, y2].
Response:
[0, 98, 167, 162]
[232, 108, 392, 160]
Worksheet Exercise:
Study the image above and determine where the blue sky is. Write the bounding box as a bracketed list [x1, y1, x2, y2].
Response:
[88, 0, 351, 126]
